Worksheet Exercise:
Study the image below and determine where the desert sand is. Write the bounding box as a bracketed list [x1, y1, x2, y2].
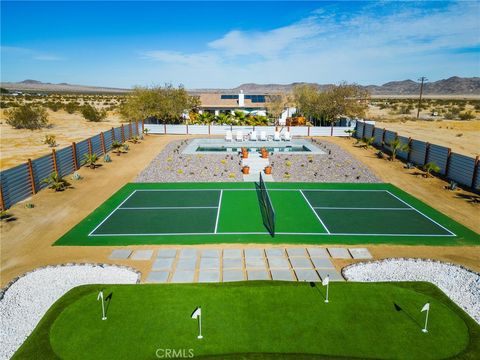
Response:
[0, 109, 123, 170]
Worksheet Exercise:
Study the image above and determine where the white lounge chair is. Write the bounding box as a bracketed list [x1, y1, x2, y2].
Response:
[283, 131, 291, 141]
[260, 131, 267, 141]
[250, 131, 257, 141]
[274, 131, 281, 141]
[236, 130, 243, 142]
[225, 130, 233, 142]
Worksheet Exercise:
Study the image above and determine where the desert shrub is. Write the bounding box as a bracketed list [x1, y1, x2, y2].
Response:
[43, 134, 57, 147]
[459, 111, 475, 120]
[64, 102, 78, 114]
[5, 104, 48, 129]
[81, 104, 107, 122]
[45, 101, 62, 112]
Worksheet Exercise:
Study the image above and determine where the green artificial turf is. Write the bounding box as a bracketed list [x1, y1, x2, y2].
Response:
[13, 282, 480, 360]
[54, 182, 480, 246]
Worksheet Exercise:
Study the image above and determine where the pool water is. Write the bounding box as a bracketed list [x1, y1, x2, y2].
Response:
[196, 146, 311, 153]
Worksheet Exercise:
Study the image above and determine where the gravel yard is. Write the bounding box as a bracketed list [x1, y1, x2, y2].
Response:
[343, 258, 480, 324]
[136, 138, 379, 183]
[0, 264, 139, 360]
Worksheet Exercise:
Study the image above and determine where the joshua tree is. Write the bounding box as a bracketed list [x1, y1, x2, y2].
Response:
[41, 172, 70, 191]
[82, 153, 99, 169]
[423, 162, 440, 177]
[386, 138, 410, 161]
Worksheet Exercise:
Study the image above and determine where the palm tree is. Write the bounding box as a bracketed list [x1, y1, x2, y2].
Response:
[198, 112, 214, 124]
[233, 110, 246, 124]
[423, 162, 440, 177]
[216, 112, 232, 125]
[41, 172, 70, 191]
[82, 153, 98, 169]
[386, 138, 410, 161]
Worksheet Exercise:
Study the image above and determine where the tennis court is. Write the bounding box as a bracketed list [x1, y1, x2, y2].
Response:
[57, 182, 479, 246]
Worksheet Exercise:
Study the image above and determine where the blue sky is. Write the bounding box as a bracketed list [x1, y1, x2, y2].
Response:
[1, 1, 479, 88]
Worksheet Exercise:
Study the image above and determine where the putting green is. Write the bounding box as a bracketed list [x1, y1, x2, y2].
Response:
[13, 282, 480, 360]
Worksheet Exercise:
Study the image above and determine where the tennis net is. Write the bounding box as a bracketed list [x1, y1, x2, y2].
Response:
[258, 173, 275, 236]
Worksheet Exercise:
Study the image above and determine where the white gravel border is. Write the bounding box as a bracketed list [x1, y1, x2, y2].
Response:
[342, 258, 480, 324]
[0, 264, 140, 360]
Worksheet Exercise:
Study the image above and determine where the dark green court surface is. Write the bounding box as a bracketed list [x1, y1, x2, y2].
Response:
[55, 182, 480, 246]
[13, 282, 480, 360]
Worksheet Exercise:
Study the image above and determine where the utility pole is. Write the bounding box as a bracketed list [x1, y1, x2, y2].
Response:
[417, 77, 427, 119]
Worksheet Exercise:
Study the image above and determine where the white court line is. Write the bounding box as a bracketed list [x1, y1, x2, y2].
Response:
[89, 231, 454, 237]
[313, 207, 414, 211]
[118, 206, 218, 210]
[88, 190, 138, 236]
[300, 189, 388, 192]
[385, 190, 456, 236]
[299, 190, 331, 234]
[214, 190, 223, 234]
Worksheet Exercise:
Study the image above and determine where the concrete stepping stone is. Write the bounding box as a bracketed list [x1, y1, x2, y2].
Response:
[202, 249, 220, 258]
[131, 250, 153, 260]
[245, 257, 265, 269]
[179, 249, 198, 258]
[317, 269, 345, 282]
[267, 256, 290, 269]
[223, 249, 242, 258]
[223, 257, 243, 269]
[271, 270, 294, 281]
[307, 248, 329, 258]
[349, 248, 373, 259]
[311, 258, 335, 269]
[287, 248, 307, 257]
[245, 249, 263, 258]
[109, 249, 132, 260]
[146, 271, 169, 283]
[223, 270, 244, 282]
[327, 248, 351, 259]
[157, 249, 177, 258]
[295, 269, 320, 282]
[176, 258, 196, 271]
[171, 270, 195, 283]
[289, 257, 313, 269]
[265, 248, 285, 257]
[247, 269, 270, 280]
[200, 257, 220, 270]
[198, 271, 220, 283]
[152, 258, 175, 270]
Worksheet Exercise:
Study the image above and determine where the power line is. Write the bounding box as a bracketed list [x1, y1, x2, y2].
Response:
[417, 77, 428, 119]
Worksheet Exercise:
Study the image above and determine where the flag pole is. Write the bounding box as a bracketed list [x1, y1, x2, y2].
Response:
[325, 282, 329, 303]
[422, 307, 429, 333]
[198, 312, 203, 339]
[98, 290, 107, 320]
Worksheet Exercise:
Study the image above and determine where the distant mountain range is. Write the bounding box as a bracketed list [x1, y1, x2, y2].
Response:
[1, 77, 479, 96]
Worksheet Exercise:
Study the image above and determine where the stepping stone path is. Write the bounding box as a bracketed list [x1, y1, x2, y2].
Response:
[107, 246, 366, 284]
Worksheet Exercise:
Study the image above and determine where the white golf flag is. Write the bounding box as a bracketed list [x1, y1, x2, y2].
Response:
[191, 307, 201, 319]
[97, 291, 104, 301]
[421, 303, 430, 312]
[322, 275, 330, 286]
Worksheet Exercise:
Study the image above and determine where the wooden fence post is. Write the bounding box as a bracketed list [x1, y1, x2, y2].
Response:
[186, 124, 189, 135]
[445, 148, 452, 176]
[52, 149, 58, 174]
[72, 142, 79, 170]
[471, 156, 480, 189]
[307, 126, 310, 137]
[208, 124, 211, 135]
[164, 123, 167, 134]
[87, 138, 92, 156]
[27, 159, 36, 194]
[424, 142, 430, 165]
[100, 132, 106, 154]
[0, 186, 5, 210]
[362, 121, 366, 138]
[330, 123, 333, 136]
[381, 128, 386, 144]
[121, 124, 125, 142]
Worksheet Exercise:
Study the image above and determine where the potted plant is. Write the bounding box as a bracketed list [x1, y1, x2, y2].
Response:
[261, 150, 269, 159]
[264, 166, 272, 175]
[242, 149, 249, 159]
[242, 165, 250, 174]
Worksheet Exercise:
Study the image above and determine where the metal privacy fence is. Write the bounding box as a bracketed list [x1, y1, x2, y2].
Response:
[0, 121, 142, 210]
[355, 121, 480, 190]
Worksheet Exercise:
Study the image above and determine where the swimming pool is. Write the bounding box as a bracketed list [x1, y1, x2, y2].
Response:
[182, 139, 325, 154]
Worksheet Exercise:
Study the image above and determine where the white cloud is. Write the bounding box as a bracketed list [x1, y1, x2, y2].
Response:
[140, 1, 480, 88]
[1, 46, 64, 61]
